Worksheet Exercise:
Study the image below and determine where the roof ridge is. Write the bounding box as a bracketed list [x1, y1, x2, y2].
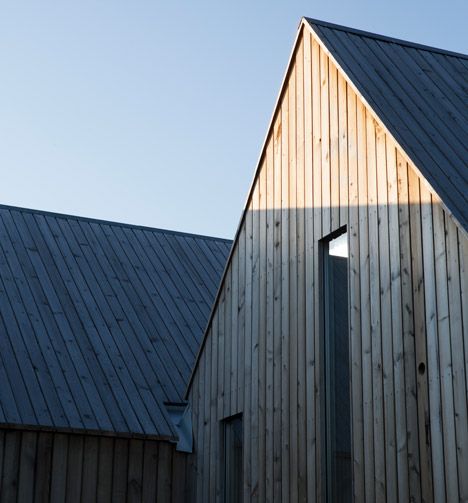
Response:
[0, 203, 232, 243]
[304, 17, 468, 60]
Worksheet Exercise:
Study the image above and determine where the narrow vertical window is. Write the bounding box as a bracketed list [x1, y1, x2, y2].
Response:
[322, 230, 352, 502]
[223, 414, 243, 502]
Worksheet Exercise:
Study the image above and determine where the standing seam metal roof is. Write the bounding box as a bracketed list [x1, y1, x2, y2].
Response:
[305, 18, 468, 231]
[0, 204, 231, 438]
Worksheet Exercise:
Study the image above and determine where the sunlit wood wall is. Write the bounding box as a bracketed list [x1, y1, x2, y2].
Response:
[187, 25, 468, 503]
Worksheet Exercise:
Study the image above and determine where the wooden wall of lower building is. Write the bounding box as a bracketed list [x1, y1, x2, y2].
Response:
[187, 25, 468, 503]
[0, 428, 187, 502]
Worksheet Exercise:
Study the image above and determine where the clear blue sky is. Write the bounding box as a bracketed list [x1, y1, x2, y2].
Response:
[1, 1, 466, 238]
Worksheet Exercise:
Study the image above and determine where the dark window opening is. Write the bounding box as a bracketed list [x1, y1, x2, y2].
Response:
[222, 414, 243, 503]
[322, 229, 352, 502]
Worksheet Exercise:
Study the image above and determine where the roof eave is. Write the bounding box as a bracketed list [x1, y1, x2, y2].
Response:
[0, 421, 178, 443]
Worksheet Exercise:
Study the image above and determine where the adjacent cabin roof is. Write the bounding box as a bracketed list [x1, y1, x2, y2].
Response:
[305, 18, 468, 231]
[0, 204, 231, 438]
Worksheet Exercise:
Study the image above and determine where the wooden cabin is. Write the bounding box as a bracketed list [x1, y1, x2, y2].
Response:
[0, 205, 231, 502]
[186, 18, 468, 502]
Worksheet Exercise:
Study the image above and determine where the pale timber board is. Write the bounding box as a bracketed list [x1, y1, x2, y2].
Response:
[216, 300, 225, 499]
[280, 80, 291, 503]
[295, 36, 308, 501]
[250, 183, 261, 503]
[460, 230, 468, 500]
[272, 106, 283, 501]
[243, 202, 253, 501]
[190, 359, 200, 498]
[202, 321, 211, 503]
[366, 110, 386, 502]
[303, 29, 317, 501]
[320, 45, 331, 237]
[386, 142, 410, 502]
[217, 295, 226, 423]
[329, 52, 340, 231]
[446, 216, 468, 501]
[265, 133, 275, 502]
[195, 344, 205, 503]
[237, 221, 246, 414]
[223, 266, 232, 420]
[407, 167, 433, 501]
[311, 35, 323, 502]
[338, 72, 349, 228]
[209, 313, 219, 501]
[420, 184, 445, 503]
[376, 126, 397, 502]
[347, 85, 364, 500]
[258, 155, 267, 502]
[230, 243, 239, 415]
[396, 155, 421, 503]
[288, 58, 299, 503]
[356, 97, 375, 503]
[432, 199, 458, 502]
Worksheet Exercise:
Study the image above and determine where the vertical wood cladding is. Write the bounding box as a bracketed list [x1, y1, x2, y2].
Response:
[188, 26, 468, 502]
[0, 429, 186, 503]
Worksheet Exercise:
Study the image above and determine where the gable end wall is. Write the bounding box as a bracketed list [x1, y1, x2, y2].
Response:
[187, 27, 468, 503]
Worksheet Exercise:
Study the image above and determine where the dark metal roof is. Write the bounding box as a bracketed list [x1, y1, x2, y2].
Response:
[305, 18, 468, 231]
[0, 204, 231, 438]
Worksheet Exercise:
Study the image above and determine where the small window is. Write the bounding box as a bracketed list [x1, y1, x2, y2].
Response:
[322, 229, 352, 502]
[222, 414, 243, 502]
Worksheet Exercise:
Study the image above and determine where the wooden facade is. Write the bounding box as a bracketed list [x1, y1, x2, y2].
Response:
[187, 20, 468, 502]
[0, 428, 187, 502]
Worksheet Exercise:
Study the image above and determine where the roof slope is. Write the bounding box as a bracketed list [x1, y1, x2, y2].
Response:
[305, 18, 468, 231]
[0, 205, 231, 438]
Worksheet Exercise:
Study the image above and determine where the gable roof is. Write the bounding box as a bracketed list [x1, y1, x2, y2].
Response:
[305, 18, 468, 231]
[186, 19, 468, 394]
[0, 204, 231, 438]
